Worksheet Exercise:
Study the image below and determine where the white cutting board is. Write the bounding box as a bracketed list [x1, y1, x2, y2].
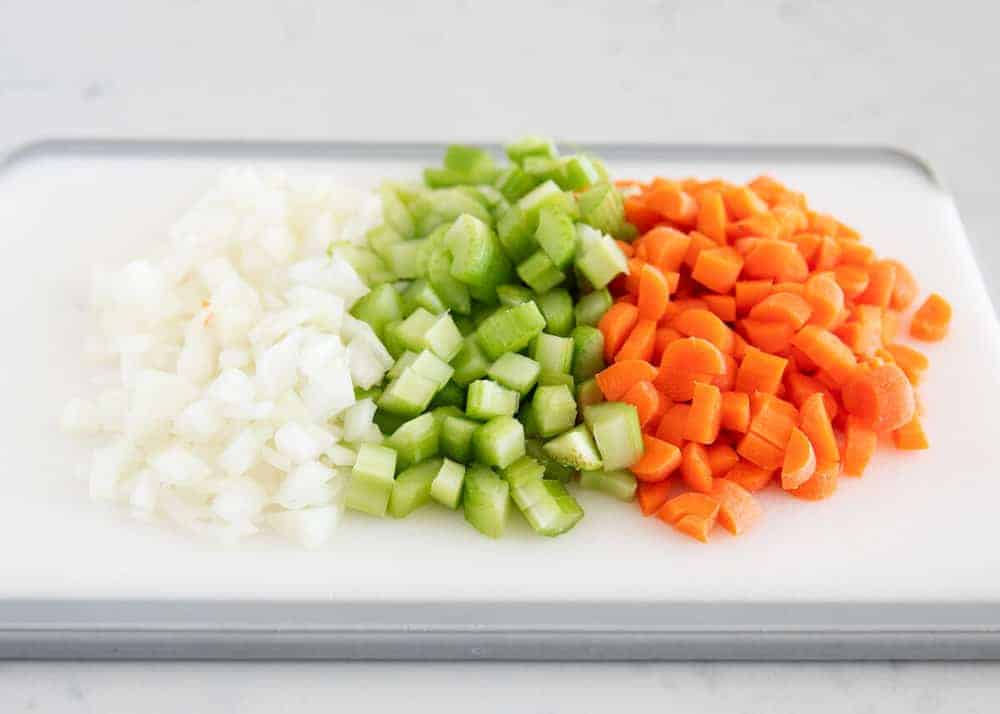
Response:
[1, 142, 997, 608]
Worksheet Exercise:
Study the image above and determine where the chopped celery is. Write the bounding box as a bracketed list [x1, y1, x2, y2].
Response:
[380, 185, 415, 238]
[510, 475, 584, 536]
[416, 189, 493, 236]
[378, 369, 439, 416]
[576, 377, 605, 409]
[366, 224, 405, 262]
[528, 384, 578, 438]
[396, 308, 462, 361]
[495, 166, 543, 202]
[402, 278, 447, 315]
[571, 325, 605, 381]
[573, 288, 613, 326]
[543, 424, 603, 471]
[431, 458, 467, 509]
[451, 337, 492, 386]
[558, 154, 600, 191]
[441, 414, 479, 462]
[519, 398, 540, 437]
[574, 224, 628, 289]
[335, 245, 390, 284]
[473, 416, 526, 469]
[537, 371, 575, 389]
[523, 156, 567, 185]
[395, 308, 438, 352]
[409, 350, 454, 386]
[431, 405, 465, 427]
[502, 455, 547, 487]
[516, 250, 566, 294]
[583, 402, 644, 471]
[429, 380, 466, 410]
[487, 352, 541, 395]
[466, 379, 520, 420]
[386, 412, 440, 469]
[387, 350, 419, 380]
[532, 333, 574, 375]
[534, 207, 577, 269]
[373, 408, 408, 436]
[345, 444, 398, 517]
[454, 313, 476, 336]
[475, 301, 547, 360]
[525, 439, 575, 483]
[445, 214, 513, 290]
[579, 469, 638, 501]
[497, 205, 540, 263]
[388, 458, 442, 518]
[423, 167, 469, 188]
[443, 145, 497, 182]
[577, 182, 626, 237]
[535, 288, 575, 336]
[427, 249, 472, 315]
[351, 283, 404, 336]
[496, 283, 534, 307]
[386, 239, 430, 280]
[517, 180, 579, 220]
[463, 465, 510, 538]
[471, 301, 500, 326]
[381, 320, 407, 359]
[506, 136, 557, 164]
[425, 221, 453, 253]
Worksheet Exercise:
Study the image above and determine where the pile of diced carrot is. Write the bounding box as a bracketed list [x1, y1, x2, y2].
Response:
[594, 176, 952, 543]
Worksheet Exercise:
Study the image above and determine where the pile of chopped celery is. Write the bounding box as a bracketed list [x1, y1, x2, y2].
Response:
[341, 138, 644, 538]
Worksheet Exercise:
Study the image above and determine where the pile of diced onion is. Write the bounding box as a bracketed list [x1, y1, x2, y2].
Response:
[60, 169, 393, 546]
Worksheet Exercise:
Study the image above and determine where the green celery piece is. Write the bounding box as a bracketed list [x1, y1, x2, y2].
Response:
[496, 205, 540, 263]
[395, 308, 438, 352]
[516, 250, 566, 294]
[537, 371, 575, 389]
[474, 301, 547, 360]
[471, 301, 500, 326]
[502, 455, 547, 487]
[519, 398, 540, 438]
[424, 312, 464, 362]
[510, 477, 584, 536]
[583, 402, 644, 471]
[386, 413, 441, 470]
[543, 424, 603, 471]
[378, 369, 439, 417]
[416, 188, 492, 236]
[386, 239, 430, 280]
[534, 207, 577, 269]
[443, 144, 497, 181]
[496, 284, 534, 307]
[354, 385, 382, 401]
[379, 185, 415, 238]
[351, 283, 404, 336]
[409, 350, 454, 386]
[576, 378, 605, 409]
[487, 352, 541, 395]
[571, 325, 605, 382]
[574, 288, 613, 326]
[506, 136, 557, 164]
[427, 249, 472, 315]
[345, 444, 398, 517]
[366, 224, 405, 262]
[558, 154, 600, 191]
[466, 379, 520, 420]
[577, 182, 626, 237]
[387, 350, 419, 380]
[445, 214, 513, 290]
[429, 380, 466, 410]
[334, 245, 387, 284]
[431, 405, 465, 427]
[462, 465, 510, 538]
[451, 337, 492, 386]
[495, 166, 543, 202]
[517, 180, 579, 220]
[579, 469, 638, 502]
[453, 313, 476, 336]
[525, 439, 575, 482]
[431, 458, 467, 509]
[373, 408, 409, 436]
[402, 279, 447, 315]
[529, 384, 578, 438]
[424, 167, 470, 189]
[535, 288, 575, 337]
[523, 156, 567, 185]
[532, 333, 574, 375]
[574, 224, 628, 289]
[473, 416, 526, 470]
[425, 221, 453, 253]
[440, 414, 480, 462]
[381, 320, 407, 359]
[388, 458, 442, 518]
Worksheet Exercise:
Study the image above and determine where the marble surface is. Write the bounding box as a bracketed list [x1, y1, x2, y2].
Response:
[2, 0, 999, 710]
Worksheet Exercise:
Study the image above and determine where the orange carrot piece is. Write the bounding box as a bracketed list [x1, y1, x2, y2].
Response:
[742, 239, 810, 282]
[789, 460, 839, 500]
[625, 195, 660, 234]
[680, 442, 715, 493]
[598, 302, 639, 361]
[646, 183, 698, 224]
[692, 246, 744, 294]
[684, 231, 720, 271]
[812, 235, 841, 271]
[615, 318, 657, 363]
[725, 460, 774, 492]
[673, 514, 715, 543]
[799, 392, 840, 463]
[723, 185, 769, 220]
[615, 240, 635, 258]
[747, 175, 788, 205]
[643, 226, 691, 273]
[685, 382, 723, 445]
[702, 294, 737, 322]
[735, 346, 788, 395]
[838, 240, 875, 266]
[836, 305, 883, 357]
[631, 434, 683, 482]
[711, 354, 737, 392]
[624, 258, 644, 296]
[841, 363, 915, 432]
[910, 293, 952, 342]
[842, 416, 876, 476]
[741, 319, 795, 353]
[789, 232, 822, 264]
[621, 380, 663, 430]
[706, 443, 739, 478]
[637, 263, 670, 322]
[709, 479, 762, 535]
[882, 309, 900, 343]
[696, 190, 728, 244]
[652, 327, 681, 364]
[785, 372, 839, 420]
[736, 431, 786, 471]
[656, 403, 691, 447]
[857, 260, 896, 308]
[658, 337, 727, 401]
[781, 426, 817, 490]
[748, 393, 798, 449]
[673, 309, 735, 354]
[791, 325, 857, 386]
[894, 416, 929, 451]
[658, 491, 720, 524]
[884, 343, 929, 385]
[734, 280, 774, 315]
[749, 292, 813, 330]
[886, 260, 919, 311]
[595, 359, 659, 401]
[721, 391, 751, 433]
[803, 272, 845, 328]
[807, 211, 839, 235]
[637, 480, 673, 516]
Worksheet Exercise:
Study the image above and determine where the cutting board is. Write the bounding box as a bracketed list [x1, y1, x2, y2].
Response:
[1, 141, 997, 659]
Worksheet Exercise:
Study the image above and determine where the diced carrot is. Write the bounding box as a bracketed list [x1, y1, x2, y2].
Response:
[684, 382, 722, 445]
[741, 319, 795, 353]
[637, 263, 670, 322]
[624, 258, 644, 296]
[807, 211, 839, 235]
[642, 226, 691, 273]
[646, 182, 698, 224]
[836, 304, 883, 357]
[725, 459, 774, 492]
[784, 372, 839, 420]
[709, 479, 762, 535]
[723, 185, 769, 220]
[631, 434, 683, 482]
[680, 442, 714, 493]
[673, 309, 735, 354]
[684, 231, 720, 270]
[910, 293, 951, 342]
[656, 403, 691, 447]
[799, 392, 839, 463]
[615, 240, 635, 258]
[624, 195, 660, 234]
[789, 232, 822, 264]
[884, 343, 929, 385]
[882, 309, 900, 343]
[706, 443, 739, 478]
[894, 416, 929, 450]
[747, 175, 788, 205]
[615, 318, 657, 362]
[803, 272, 845, 329]
[637, 480, 673, 516]
[742, 239, 809, 282]
[842, 415, 877, 476]
[712, 354, 738, 392]
[702, 294, 737, 322]
[833, 264, 870, 300]
[736, 431, 785, 471]
[789, 460, 839, 501]
[734, 280, 774, 315]
[595, 359, 659, 401]
[621, 380, 663, 429]
[841, 363, 915, 432]
[886, 260, 919, 311]
[857, 260, 896, 308]
[748, 393, 798, 449]
[673, 514, 715, 543]
[781, 426, 816, 490]
[720, 391, 751, 433]
[728, 212, 781, 240]
[696, 190, 728, 244]
[658, 337, 727, 401]
[748, 291, 813, 330]
[598, 302, 639, 361]
[735, 346, 788, 395]
[791, 325, 857, 385]
[657, 491, 720, 524]
[652, 327, 681, 364]
[812, 235, 841, 271]
[838, 240, 875, 266]
[692, 246, 744, 294]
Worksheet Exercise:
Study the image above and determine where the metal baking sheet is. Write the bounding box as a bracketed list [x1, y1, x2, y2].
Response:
[1, 140, 997, 660]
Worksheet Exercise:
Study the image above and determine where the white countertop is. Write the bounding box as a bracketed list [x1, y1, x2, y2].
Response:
[2, 0, 999, 710]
